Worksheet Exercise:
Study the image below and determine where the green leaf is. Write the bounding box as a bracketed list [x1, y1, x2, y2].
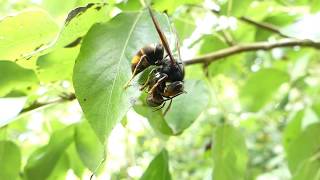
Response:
[75, 121, 105, 172]
[117, 0, 143, 11]
[0, 61, 38, 96]
[283, 110, 304, 151]
[140, 149, 171, 180]
[0, 141, 21, 180]
[311, 0, 320, 13]
[212, 124, 248, 180]
[42, 0, 102, 16]
[287, 123, 320, 173]
[66, 144, 85, 177]
[29, 3, 111, 58]
[281, 13, 320, 42]
[24, 126, 74, 180]
[199, 35, 228, 55]
[240, 68, 290, 112]
[134, 80, 208, 135]
[36, 47, 80, 82]
[292, 155, 320, 180]
[255, 12, 299, 41]
[173, 10, 196, 41]
[47, 153, 70, 180]
[0, 97, 27, 127]
[165, 80, 209, 134]
[134, 104, 174, 135]
[219, 0, 253, 17]
[0, 10, 59, 60]
[73, 10, 172, 142]
[153, 0, 202, 14]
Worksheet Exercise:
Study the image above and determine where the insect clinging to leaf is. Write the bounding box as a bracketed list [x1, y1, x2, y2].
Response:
[124, 6, 185, 115]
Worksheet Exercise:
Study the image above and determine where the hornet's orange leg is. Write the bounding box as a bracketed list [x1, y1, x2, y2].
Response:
[123, 55, 147, 89]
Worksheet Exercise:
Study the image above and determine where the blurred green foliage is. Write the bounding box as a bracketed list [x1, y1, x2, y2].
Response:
[0, 0, 320, 180]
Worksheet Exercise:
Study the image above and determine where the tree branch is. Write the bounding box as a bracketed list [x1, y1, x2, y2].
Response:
[20, 93, 76, 114]
[239, 16, 289, 38]
[184, 39, 320, 65]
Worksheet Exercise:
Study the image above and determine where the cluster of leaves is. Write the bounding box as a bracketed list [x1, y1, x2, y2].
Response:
[0, 0, 320, 179]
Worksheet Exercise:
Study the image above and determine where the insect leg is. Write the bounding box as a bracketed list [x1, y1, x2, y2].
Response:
[123, 55, 148, 89]
[149, 74, 168, 93]
[153, 101, 166, 112]
[163, 99, 172, 116]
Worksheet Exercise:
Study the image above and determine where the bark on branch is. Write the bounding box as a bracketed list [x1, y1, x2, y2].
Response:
[184, 39, 320, 65]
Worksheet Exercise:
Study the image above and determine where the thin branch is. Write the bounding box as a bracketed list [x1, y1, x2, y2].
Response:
[239, 16, 289, 38]
[184, 39, 320, 65]
[20, 93, 76, 114]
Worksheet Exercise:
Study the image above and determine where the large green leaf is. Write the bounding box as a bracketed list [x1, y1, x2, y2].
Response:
[0, 141, 21, 180]
[42, 0, 102, 16]
[287, 123, 320, 173]
[292, 156, 320, 180]
[46, 153, 70, 180]
[212, 124, 248, 180]
[134, 104, 174, 135]
[140, 149, 171, 180]
[134, 80, 209, 135]
[0, 10, 59, 60]
[36, 47, 80, 82]
[240, 68, 290, 112]
[283, 110, 304, 151]
[28, 3, 111, 58]
[165, 80, 209, 134]
[75, 121, 105, 172]
[66, 143, 85, 177]
[0, 61, 38, 96]
[24, 126, 74, 180]
[73, 10, 172, 142]
[283, 108, 319, 151]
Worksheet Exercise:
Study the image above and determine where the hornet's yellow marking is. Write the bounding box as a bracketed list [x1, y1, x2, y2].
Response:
[131, 55, 141, 64]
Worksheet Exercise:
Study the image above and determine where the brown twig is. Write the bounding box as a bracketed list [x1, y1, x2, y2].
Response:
[20, 93, 76, 114]
[239, 16, 289, 38]
[184, 39, 320, 65]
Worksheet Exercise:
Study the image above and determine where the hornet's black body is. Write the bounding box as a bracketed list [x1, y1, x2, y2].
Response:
[124, 6, 185, 115]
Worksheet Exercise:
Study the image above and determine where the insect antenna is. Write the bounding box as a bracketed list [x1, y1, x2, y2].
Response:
[147, 6, 176, 66]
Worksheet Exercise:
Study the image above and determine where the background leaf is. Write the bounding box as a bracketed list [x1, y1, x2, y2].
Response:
[75, 121, 104, 172]
[287, 123, 320, 173]
[0, 10, 59, 60]
[219, 0, 253, 17]
[212, 124, 248, 180]
[140, 149, 171, 180]
[240, 68, 290, 112]
[0, 141, 21, 180]
[24, 126, 74, 180]
[0, 61, 38, 96]
[165, 80, 209, 134]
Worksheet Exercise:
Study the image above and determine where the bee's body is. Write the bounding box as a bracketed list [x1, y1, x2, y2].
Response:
[130, 44, 164, 77]
[124, 6, 185, 115]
